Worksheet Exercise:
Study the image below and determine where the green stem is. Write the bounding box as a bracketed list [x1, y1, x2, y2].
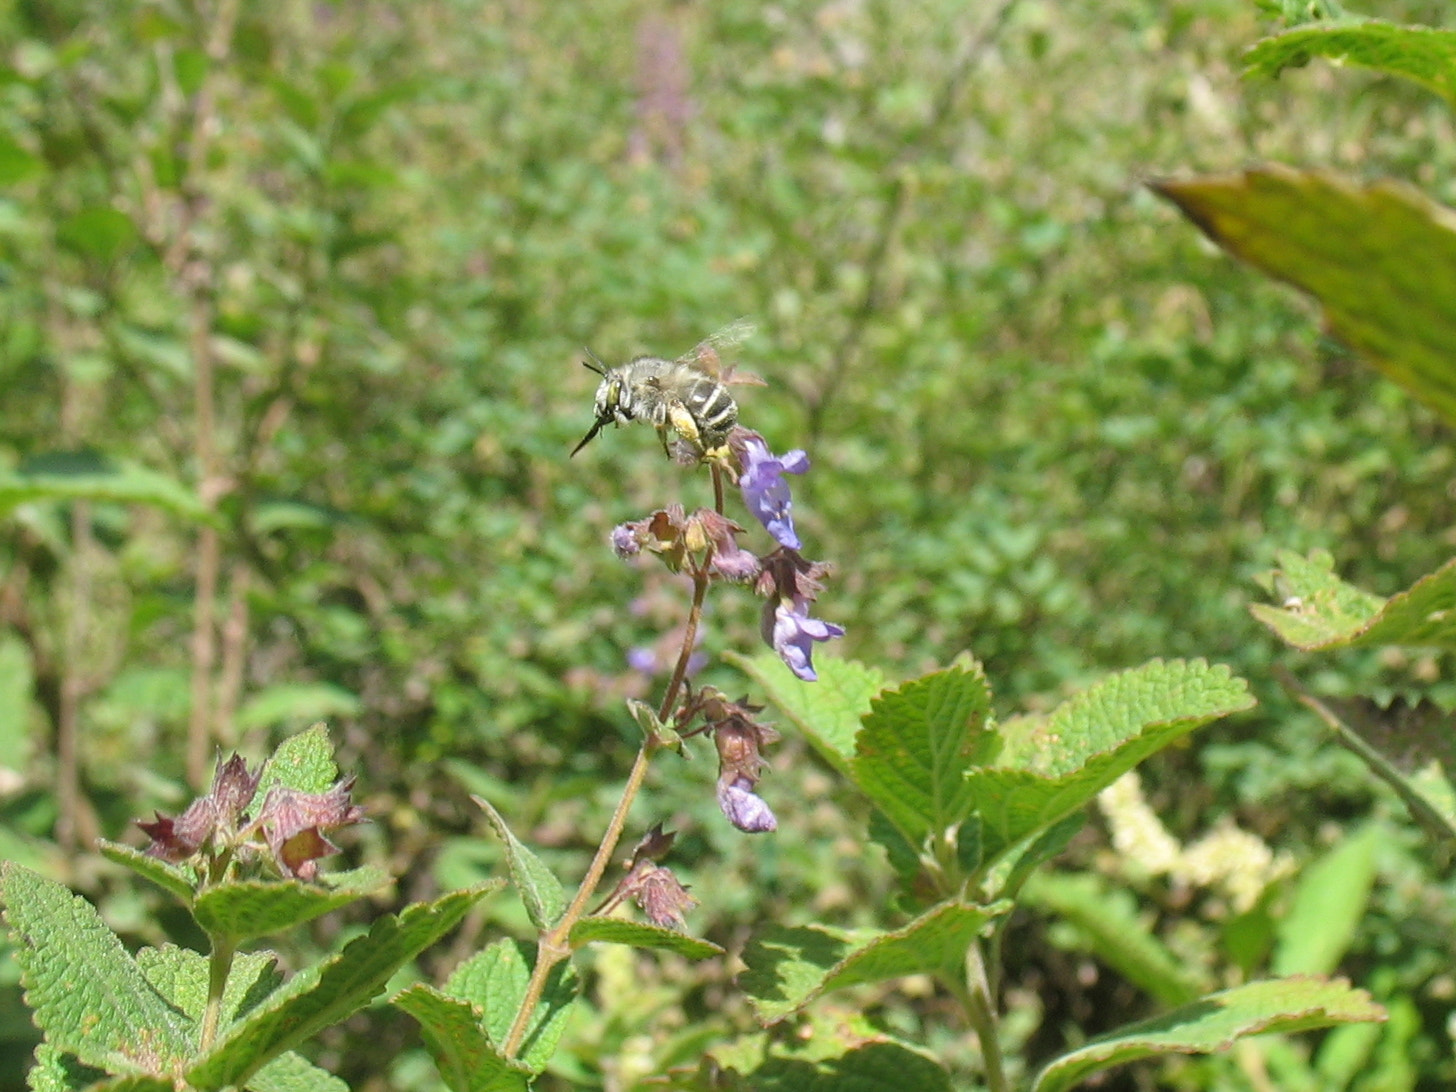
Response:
[958, 939, 1009, 1092]
[504, 474, 720, 1059]
[199, 932, 237, 1051]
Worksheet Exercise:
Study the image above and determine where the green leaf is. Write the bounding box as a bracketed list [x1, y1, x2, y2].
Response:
[1024, 872, 1209, 1007]
[1153, 167, 1456, 427]
[257, 724, 338, 797]
[392, 985, 532, 1092]
[729, 651, 886, 777]
[98, 840, 196, 902]
[186, 885, 493, 1089]
[471, 795, 567, 929]
[1273, 825, 1380, 977]
[966, 660, 1254, 850]
[136, 945, 280, 1027]
[0, 862, 194, 1075]
[741, 901, 1003, 1023]
[0, 451, 211, 523]
[249, 1050, 351, 1092]
[236, 684, 363, 732]
[56, 207, 138, 263]
[567, 917, 724, 959]
[1245, 21, 1456, 108]
[852, 661, 993, 851]
[1252, 550, 1456, 650]
[442, 939, 579, 1073]
[190, 868, 397, 942]
[1029, 977, 1386, 1092]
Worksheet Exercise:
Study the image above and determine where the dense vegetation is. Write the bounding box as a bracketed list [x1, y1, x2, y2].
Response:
[3, 0, 1456, 1088]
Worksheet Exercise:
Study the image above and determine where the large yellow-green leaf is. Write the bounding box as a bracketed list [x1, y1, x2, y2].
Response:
[1154, 167, 1456, 426]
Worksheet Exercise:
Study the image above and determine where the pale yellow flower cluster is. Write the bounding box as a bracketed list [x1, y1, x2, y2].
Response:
[1099, 771, 1294, 913]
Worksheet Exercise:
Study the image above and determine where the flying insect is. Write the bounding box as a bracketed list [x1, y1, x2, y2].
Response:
[571, 321, 755, 458]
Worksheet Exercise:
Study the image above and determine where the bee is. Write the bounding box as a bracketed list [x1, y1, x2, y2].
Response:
[571, 321, 755, 458]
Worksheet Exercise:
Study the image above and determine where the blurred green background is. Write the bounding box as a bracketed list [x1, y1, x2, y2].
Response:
[3, 0, 1456, 1088]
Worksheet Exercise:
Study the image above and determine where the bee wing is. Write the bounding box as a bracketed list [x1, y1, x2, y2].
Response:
[677, 318, 757, 377]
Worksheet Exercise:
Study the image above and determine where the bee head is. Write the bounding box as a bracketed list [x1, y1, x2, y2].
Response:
[572, 349, 615, 457]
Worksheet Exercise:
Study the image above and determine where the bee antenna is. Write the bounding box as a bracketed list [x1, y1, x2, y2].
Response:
[581, 348, 607, 377]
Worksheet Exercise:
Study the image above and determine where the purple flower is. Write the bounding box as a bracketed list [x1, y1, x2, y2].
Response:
[627, 647, 658, 674]
[763, 597, 845, 682]
[717, 776, 778, 833]
[610, 523, 641, 558]
[738, 435, 809, 550]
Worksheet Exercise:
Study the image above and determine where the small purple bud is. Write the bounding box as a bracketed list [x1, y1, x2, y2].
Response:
[611, 523, 641, 558]
[739, 435, 809, 550]
[763, 598, 845, 682]
[717, 776, 778, 833]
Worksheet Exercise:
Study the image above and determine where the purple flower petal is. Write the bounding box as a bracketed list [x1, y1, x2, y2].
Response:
[739, 436, 809, 550]
[766, 598, 845, 682]
[717, 776, 778, 833]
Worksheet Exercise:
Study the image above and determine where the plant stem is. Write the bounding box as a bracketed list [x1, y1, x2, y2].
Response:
[199, 932, 237, 1051]
[504, 492, 718, 1059]
[959, 938, 1009, 1092]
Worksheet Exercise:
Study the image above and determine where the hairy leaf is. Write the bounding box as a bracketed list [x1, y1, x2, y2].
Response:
[1252, 550, 1456, 650]
[186, 886, 491, 1089]
[442, 939, 579, 1074]
[471, 796, 567, 929]
[741, 901, 1003, 1023]
[967, 660, 1254, 850]
[0, 863, 193, 1076]
[98, 841, 196, 902]
[567, 917, 723, 959]
[1030, 977, 1386, 1092]
[1246, 21, 1456, 107]
[392, 986, 531, 1092]
[190, 868, 396, 942]
[852, 661, 993, 851]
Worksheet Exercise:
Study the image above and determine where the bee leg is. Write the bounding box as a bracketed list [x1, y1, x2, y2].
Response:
[665, 402, 702, 447]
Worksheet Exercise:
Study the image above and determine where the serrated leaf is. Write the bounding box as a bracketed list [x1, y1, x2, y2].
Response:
[967, 660, 1254, 850]
[186, 885, 492, 1089]
[136, 945, 280, 1028]
[1030, 977, 1386, 1092]
[1153, 167, 1456, 427]
[190, 867, 395, 942]
[1245, 21, 1456, 107]
[471, 795, 566, 929]
[741, 901, 1003, 1023]
[0, 862, 194, 1076]
[1252, 550, 1456, 650]
[0, 452, 210, 523]
[98, 840, 196, 902]
[1024, 872, 1209, 1007]
[392, 986, 532, 1092]
[1273, 825, 1380, 977]
[852, 662, 993, 851]
[249, 1050, 351, 1092]
[567, 917, 724, 959]
[442, 938, 579, 1073]
[236, 684, 362, 732]
[257, 725, 338, 797]
[729, 651, 886, 777]
[26, 1043, 107, 1092]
